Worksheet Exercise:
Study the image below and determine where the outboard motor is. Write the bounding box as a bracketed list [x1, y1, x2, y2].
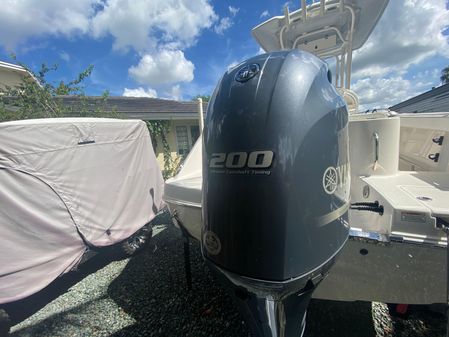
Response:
[202, 49, 350, 337]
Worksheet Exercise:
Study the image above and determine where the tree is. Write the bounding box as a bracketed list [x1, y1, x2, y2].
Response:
[145, 120, 181, 179]
[192, 94, 211, 102]
[441, 66, 449, 85]
[0, 59, 116, 122]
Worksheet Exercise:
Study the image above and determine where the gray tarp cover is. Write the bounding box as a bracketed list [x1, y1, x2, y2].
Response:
[0, 118, 164, 304]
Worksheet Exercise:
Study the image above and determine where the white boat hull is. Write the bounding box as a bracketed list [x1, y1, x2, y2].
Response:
[165, 198, 202, 240]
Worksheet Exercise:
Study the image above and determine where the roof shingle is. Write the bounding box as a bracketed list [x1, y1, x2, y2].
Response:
[58, 96, 208, 115]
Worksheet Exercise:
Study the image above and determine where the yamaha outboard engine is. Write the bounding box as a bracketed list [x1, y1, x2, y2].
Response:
[202, 49, 350, 337]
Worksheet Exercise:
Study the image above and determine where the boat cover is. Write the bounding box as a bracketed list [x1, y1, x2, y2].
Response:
[0, 118, 164, 304]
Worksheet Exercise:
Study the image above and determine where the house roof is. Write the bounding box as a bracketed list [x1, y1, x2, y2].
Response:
[390, 83, 449, 113]
[0, 61, 42, 92]
[0, 61, 28, 73]
[58, 95, 208, 120]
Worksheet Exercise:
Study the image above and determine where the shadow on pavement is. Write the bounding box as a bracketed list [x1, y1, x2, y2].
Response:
[107, 222, 382, 337]
[305, 300, 376, 337]
[4, 248, 122, 327]
[107, 224, 249, 337]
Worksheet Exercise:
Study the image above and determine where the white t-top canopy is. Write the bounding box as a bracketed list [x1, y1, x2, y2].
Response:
[252, 0, 389, 94]
[252, 0, 388, 54]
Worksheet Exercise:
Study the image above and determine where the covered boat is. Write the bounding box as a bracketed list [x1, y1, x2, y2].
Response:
[0, 118, 164, 305]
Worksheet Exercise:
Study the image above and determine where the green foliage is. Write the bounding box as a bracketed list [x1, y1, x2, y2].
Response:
[441, 66, 449, 85]
[146, 120, 181, 179]
[0, 66, 62, 121]
[0, 58, 117, 122]
[191, 94, 211, 102]
[54, 65, 94, 95]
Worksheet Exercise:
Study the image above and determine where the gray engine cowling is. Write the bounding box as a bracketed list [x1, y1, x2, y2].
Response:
[202, 49, 350, 337]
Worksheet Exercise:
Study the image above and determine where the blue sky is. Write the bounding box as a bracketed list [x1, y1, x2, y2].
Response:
[0, 0, 448, 109]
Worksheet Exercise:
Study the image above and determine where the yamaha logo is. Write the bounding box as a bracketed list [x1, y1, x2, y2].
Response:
[323, 167, 338, 194]
[235, 63, 260, 82]
[322, 163, 349, 195]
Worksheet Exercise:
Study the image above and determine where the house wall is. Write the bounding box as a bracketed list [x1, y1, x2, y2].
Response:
[152, 119, 201, 173]
[0, 68, 27, 92]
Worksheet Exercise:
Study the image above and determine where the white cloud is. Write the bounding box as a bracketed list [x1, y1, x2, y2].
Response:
[91, 0, 217, 52]
[0, 0, 98, 50]
[59, 51, 70, 62]
[164, 84, 183, 100]
[213, 6, 239, 35]
[0, 0, 217, 53]
[348, 0, 449, 109]
[91, 0, 216, 90]
[123, 87, 158, 98]
[260, 10, 269, 19]
[129, 50, 194, 86]
[352, 77, 416, 110]
[229, 6, 239, 17]
[214, 17, 233, 35]
[352, 68, 439, 111]
[122, 85, 184, 100]
[352, 0, 449, 79]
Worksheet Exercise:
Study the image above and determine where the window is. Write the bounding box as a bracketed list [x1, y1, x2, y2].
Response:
[176, 124, 201, 157]
[176, 126, 189, 156]
[190, 125, 200, 145]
